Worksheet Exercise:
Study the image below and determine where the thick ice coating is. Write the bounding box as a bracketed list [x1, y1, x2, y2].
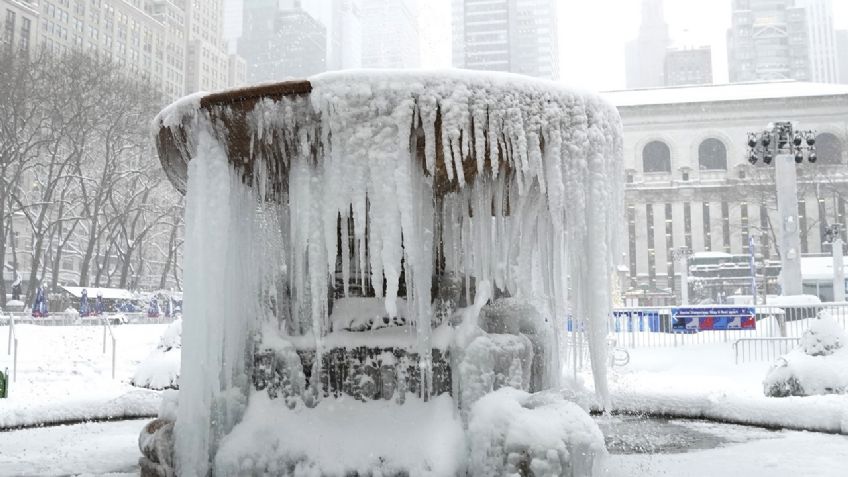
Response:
[156, 70, 624, 476]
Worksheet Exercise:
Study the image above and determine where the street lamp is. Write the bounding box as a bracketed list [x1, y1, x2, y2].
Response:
[824, 224, 845, 302]
[670, 246, 693, 305]
[747, 122, 817, 296]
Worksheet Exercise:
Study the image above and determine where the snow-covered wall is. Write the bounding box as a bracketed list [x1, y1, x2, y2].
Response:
[156, 70, 624, 476]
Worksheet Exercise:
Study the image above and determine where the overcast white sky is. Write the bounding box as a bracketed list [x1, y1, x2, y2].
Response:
[418, 0, 848, 91]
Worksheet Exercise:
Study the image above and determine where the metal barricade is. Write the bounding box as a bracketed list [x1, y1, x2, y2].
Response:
[733, 337, 800, 364]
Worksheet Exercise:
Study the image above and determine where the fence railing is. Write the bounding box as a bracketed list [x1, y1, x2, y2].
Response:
[733, 337, 800, 364]
[1, 312, 176, 326]
[590, 302, 848, 351]
[5, 312, 18, 382]
[101, 316, 117, 380]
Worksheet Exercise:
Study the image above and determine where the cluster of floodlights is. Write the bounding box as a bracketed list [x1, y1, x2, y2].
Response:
[747, 121, 817, 165]
[824, 223, 844, 244]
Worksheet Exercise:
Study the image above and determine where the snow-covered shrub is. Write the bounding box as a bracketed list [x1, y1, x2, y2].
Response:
[764, 313, 848, 397]
[467, 387, 606, 477]
[800, 312, 845, 356]
[131, 318, 182, 390]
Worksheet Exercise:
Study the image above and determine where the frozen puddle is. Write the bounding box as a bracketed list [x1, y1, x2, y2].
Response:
[595, 415, 779, 454]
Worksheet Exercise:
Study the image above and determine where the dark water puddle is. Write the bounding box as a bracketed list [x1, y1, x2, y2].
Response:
[594, 415, 774, 455]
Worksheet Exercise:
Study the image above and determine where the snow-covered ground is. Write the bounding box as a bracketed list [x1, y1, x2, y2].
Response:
[0, 323, 167, 428]
[594, 342, 848, 433]
[2, 321, 846, 475]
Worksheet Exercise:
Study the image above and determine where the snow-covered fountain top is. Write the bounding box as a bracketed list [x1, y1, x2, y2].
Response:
[152, 70, 624, 476]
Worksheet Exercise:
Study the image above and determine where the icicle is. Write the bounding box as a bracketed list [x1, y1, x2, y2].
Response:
[341, 214, 350, 298]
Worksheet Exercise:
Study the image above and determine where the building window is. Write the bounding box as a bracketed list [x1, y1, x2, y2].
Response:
[665, 203, 674, 291]
[647, 203, 656, 286]
[643, 141, 671, 173]
[4, 10, 15, 46]
[684, 202, 692, 249]
[722, 202, 731, 253]
[698, 138, 728, 170]
[741, 203, 749, 253]
[703, 202, 712, 251]
[815, 133, 843, 165]
[628, 205, 636, 280]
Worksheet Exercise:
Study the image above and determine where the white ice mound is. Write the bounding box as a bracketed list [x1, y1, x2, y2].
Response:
[132, 318, 182, 390]
[214, 393, 466, 477]
[467, 387, 607, 477]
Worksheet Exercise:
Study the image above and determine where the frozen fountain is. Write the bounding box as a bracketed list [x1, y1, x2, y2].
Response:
[143, 70, 623, 476]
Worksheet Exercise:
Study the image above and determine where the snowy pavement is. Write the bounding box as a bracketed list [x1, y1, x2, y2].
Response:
[0, 415, 845, 476]
[0, 324, 166, 429]
[0, 419, 144, 476]
[600, 419, 848, 477]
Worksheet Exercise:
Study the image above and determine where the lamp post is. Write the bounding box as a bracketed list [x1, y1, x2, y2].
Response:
[824, 224, 845, 302]
[670, 246, 693, 305]
[747, 122, 817, 296]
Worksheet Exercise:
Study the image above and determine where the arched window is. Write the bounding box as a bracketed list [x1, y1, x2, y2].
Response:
[698, 138, 727, 170]
[643, 141, 671, 173]
[815, 133, 843, 165]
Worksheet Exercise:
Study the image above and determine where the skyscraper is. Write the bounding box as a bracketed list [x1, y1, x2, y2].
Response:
[727, 0, 810, 83]
[239, 0, 326, 83]
[837, 29, 848, 84]
[451, 0, 558, 80]
[796, 0, 839, 83]
[360, 0, 418, 69]
[625, 0, 670, 89]
[327, 0, 362, 70]
[664, 47, 713, 87]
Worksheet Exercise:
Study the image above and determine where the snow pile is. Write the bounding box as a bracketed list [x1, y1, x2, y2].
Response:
[0, 389, 160, 429]
[131, 318, 182, 390]
[764, 313, 848, 397]
[214, 393, 465, 476]
[467, 387, 606, 477]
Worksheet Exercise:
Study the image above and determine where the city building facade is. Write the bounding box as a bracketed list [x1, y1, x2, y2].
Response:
[604, 81, 848, 304]
[451, 0, 558, 80]
[5, 0, 240, 100]
[625, 0, 669, 89]
[664, 47, 713, 87]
